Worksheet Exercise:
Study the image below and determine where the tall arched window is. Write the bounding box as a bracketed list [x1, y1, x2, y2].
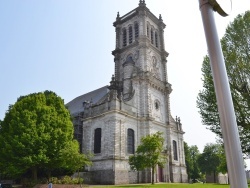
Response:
[134, 22, 139, 38]
[173, 140, 178, 160]
[127, 129, 135, 154]
[155, 32, 158, 47]
[94, 128, 102, 154]
[151, 29, 154, 44]
[123, 28, 127, 47]
[129, 26, 133, 44]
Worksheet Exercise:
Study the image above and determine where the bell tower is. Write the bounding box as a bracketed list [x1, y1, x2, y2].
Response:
[112, 0, 171, 128]
[111, 0, 188, 183]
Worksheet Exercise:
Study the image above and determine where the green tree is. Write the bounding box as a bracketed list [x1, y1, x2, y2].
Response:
[217, 144, 227, 174]
[198, 143, 222, 183]
[129, 132, 167, 184]
[184, 142, 191, 180]
[0, 91, 91, 180]
[59, 140, 92, 183]
[197, 11, 250, 155]
[60, 140, 92, 173]
[186, 144, 201, 182]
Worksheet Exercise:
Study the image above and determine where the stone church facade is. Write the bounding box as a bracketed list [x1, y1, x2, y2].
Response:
[67, 0, 188, 184]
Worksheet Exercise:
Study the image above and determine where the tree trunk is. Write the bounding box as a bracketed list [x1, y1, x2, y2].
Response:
[152, 167, 155, 184]
[31, 166, 38, 181]
[213, 170, 216, 183]
[48, 170, 51, 182]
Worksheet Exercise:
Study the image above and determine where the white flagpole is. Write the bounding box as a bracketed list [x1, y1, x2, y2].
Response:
[198, 0, 247, 187]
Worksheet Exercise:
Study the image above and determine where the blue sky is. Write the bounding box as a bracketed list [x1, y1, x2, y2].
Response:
[0, 0, 249, 163]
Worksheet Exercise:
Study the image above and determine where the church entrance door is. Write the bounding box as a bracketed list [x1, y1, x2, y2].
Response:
[158, 167, 163, 182]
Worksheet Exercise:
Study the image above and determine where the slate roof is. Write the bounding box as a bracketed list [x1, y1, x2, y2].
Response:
[66, 86, 109, 115]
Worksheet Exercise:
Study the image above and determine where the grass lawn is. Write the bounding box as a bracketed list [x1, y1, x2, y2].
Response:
[88, 183, 250, 188]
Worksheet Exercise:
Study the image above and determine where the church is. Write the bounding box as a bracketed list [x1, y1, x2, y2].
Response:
[66, 0, 187, 184]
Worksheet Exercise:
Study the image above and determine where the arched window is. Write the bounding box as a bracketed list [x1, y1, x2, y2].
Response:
[123, 28, 127, 47]
[134, 22, 139, 38]
[127, 129, 135, 154]
[151, 29, 154, 44]
[173, 140, 178, 160]
[94, 128, 101, 154]
[129, 26, 133, 44]
[155, 32, 158, 47]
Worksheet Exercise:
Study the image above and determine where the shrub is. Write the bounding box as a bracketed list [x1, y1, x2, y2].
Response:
[49, 176, 84, 184]
[50, 177, 59, 184]
[61, 176, 72, 184]
[73, 178, 83, 184]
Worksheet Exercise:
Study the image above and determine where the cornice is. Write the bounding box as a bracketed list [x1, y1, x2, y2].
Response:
[112, 41, 138, 56]
[133, 70, 172, 94]
[113, 3, 166, 29]
[82, 109, 138, 122]
[113, 9, 138, 27]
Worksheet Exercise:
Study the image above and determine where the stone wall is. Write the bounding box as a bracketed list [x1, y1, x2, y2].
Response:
[138, 169, 152, 183]
[218, 173, 229, 184]
[114, 170, 130, 184]
[169, 165, 188, 183]
[71, 172, 93, 184]
[128, 171, 138, 184]
[92, 170, 115, 184]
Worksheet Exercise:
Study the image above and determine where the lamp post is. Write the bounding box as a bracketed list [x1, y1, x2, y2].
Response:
[198, 0, 248, 187]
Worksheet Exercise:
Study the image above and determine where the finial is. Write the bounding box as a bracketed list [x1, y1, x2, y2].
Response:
[116, 12, 120, 20]
[108, 74, 115, 90]
[139, 0, 146, 6]
[159, 14, 163, 21]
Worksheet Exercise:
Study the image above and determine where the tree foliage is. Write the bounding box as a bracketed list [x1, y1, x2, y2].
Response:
[59, 140, 92, 173]
[198, 143, 227, 183]
[0, 91, 92, 180]
[216, 144, 227, 174]
[129, 132, 167, 184]
[197, 11, 250, 155]
[184, 142, 227, 183]
[184, 143, 201, 182]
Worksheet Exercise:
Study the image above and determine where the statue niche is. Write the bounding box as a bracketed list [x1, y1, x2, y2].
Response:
[150, 56, 160, 79]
